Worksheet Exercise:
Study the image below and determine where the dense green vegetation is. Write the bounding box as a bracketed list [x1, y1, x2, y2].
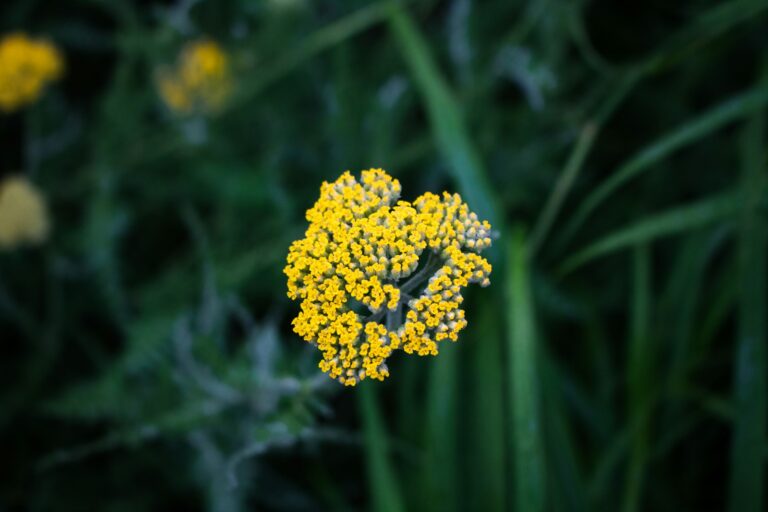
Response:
[1, 0, 767, 510]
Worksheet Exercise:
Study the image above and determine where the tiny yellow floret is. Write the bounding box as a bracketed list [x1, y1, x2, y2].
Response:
[158, 39, 232, 115]
[284, 169, 493, 385]
[0, 176, 50, 249]
[0, 33, 63, 112]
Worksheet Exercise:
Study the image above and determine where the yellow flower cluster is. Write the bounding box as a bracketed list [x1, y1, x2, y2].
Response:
[158, 39, 232, 115]
[0, 176, 50, 249]
[285, 169, 493, 386]
[0, 33, 63, 112]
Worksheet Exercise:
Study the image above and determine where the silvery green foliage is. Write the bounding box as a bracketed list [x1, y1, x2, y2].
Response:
[41, 278, 333, 509]
[447, 0, 472, 85]
[494, 45, 556, 111]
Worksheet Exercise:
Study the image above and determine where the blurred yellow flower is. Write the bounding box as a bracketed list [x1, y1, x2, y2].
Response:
[158, 39, 232, 115]
[0, 176, 50, 249]
[0, 33, 63, 112]
[284, 169, 493, 386]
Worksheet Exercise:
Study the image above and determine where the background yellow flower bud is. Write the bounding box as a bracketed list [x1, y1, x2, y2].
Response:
[0, 176, 50, 249]
[0, 33, 63, 112]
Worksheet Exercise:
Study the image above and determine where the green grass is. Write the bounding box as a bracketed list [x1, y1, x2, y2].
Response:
[556, 86, 768, 250]
[359, 383, 405, 512]
[559, 192, 739, 276]
[623, 244, 651, 512]
[507, 228, 545, 512]
[727, 104, 767, 512]
[2, 0, 767, 510]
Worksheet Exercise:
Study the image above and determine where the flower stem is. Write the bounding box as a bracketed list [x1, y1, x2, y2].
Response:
[400, 251, 443, 294]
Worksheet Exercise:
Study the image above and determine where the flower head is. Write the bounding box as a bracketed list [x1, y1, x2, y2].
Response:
[0, 33, 63, 112]
[284, 169, 493, 386]
[0, 176, 50, 249]
[158, 39, 232, 115]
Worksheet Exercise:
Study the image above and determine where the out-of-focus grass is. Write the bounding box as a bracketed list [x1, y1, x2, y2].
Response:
[387, 1, 502, 232]
[728, 105, 766, 512]
[557, 86, 768, 250]
[623, 244, 651, 512]
[559, 192, 739, 276]
[359, 384, 405, 512]
[507, 228, 545, 512]
[1, 0, 767, 510]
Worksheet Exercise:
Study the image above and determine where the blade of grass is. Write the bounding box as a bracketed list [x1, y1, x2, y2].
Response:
[539, 0, 768, 255]
[727, 107, 766, 512]
[582, 309, 618, 442]
[358, 384, 405, 512]
[589, 393, 664, 507]
[589, 428, 629, 505]
[570, 0, 768, 77]
[556, 86, 768, 249]
[468, 295, 506, 512]
[623, 244, 652, 512]
[660, 232, 722, 392]
[693, 263, 738, 360]
[639, 0, 768, 74]
[221, 2, 390, 115]
[667, 388, 768, 460]
[507, 228, 546, 512]
[529, 71, 641, 257]
[541, 354, 588, 512]
[421, 341, 459, 512]
[395, 357, 420, 446]
[528, 123, 598, 258]
[387, 2, 501, 232]
[558, 193, 740, 276]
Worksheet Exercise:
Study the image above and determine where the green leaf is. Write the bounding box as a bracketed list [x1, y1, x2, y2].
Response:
[507, 228, 546, 512]
[559, 193, 739, 275]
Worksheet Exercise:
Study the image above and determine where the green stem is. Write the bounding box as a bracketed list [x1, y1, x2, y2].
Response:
[358, 384, 405, 512]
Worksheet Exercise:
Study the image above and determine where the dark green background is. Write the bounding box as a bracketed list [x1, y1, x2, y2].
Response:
[1, 0, 767, 510]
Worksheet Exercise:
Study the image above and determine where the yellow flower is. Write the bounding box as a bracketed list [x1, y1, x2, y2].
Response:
[0, 176, 50, 249]
[158, 39, 232, 115]
[0, 33, 63, 112]
[284, 169, 493, 386]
